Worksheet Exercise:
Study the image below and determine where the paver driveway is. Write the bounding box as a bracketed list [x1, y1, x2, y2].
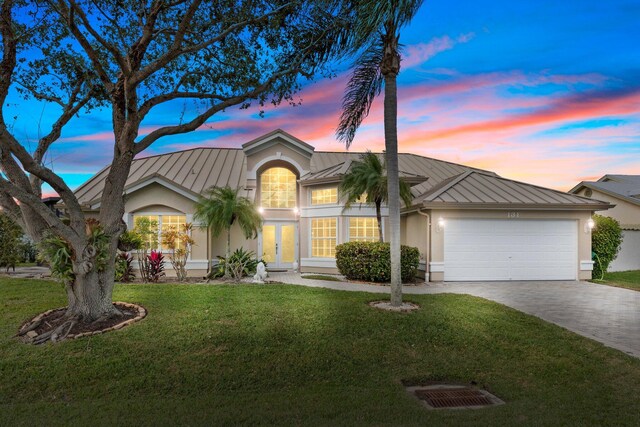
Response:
[269, 273, 640, 358]
[424, 281, 640, 359]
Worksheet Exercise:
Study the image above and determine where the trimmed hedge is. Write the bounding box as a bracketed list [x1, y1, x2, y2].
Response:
[592, 214, 623, 280]
[335, 241, 420, 283]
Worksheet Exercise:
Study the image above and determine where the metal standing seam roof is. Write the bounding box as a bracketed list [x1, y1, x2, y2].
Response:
[73, 144, 608, 211]
[74, 148, 247, 206]
[418, 171, 611, 209]
[75, 148, 489, 206]
[569, 175, 640, 207]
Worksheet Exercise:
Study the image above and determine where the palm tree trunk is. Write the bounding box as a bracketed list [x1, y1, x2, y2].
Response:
[376, 201, 384, 243]
[225, 227, 231, 278]
[384, 71, 402, 306]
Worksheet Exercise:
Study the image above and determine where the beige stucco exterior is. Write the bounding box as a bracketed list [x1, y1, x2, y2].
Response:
[75, 130, 605, 282]
[574, 187, 640, 272]
[575, 188, 640, 226]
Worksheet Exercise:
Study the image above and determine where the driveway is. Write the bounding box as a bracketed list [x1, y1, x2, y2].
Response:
[268, 273, 640, 358]
[423, 281, 640, 359]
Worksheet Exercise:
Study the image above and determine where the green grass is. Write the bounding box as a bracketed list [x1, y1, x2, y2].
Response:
[301, 274, 344, 281]
[1, 278, 640, 426]
[596, 270, 640, 291]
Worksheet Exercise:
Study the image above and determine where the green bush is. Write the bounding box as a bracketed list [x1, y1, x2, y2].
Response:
[335, 241, 420, 283]
[592, 214, 623, 280]
[0, 214, 23, 271]
[208, 248, 266, 281]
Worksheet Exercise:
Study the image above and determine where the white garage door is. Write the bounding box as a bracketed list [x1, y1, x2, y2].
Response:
[444, 219, 577, 281]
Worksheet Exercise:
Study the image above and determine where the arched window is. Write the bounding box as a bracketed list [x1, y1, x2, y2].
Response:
[260, 167, 296, 208]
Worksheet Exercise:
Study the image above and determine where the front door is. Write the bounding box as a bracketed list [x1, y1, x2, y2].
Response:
[261, 222, 297, 269]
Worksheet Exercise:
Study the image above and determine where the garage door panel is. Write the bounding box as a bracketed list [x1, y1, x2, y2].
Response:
[443, 219, 577, 281]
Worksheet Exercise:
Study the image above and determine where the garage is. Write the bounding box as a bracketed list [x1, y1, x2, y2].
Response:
[443, 219, 578, 281]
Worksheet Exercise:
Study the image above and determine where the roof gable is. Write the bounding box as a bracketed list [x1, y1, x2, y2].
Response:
[570, 175, 640, 207]
[241, 129, 315, 158]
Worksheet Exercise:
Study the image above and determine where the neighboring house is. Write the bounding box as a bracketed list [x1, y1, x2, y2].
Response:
[74, 129, 610, 281]
[570, 175, 640, 272]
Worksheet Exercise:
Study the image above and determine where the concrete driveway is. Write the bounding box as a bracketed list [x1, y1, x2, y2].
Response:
[269, 273, 640, 358]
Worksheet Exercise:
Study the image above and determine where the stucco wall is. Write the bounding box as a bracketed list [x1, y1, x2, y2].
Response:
[245, 139, 312, 180]
[427, 209, 593, 282]
[124, 183, 211, 267]
[576, 188, 640, 225]
[609, 230, 640, 272]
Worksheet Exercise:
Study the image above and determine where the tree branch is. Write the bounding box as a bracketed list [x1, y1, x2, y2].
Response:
[0, 189, 25, 229]
[49, 0, 114, 93]
[66, 0, 128, 72]
[0, 175, 78, 243]
[138, 91, 228, 120]
[0, 130, 85, 230]
[132, 1, 295, 86]
[134, 66, 299, 153]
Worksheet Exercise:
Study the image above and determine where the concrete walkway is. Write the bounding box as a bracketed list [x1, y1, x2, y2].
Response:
[269, 272, 640, 359]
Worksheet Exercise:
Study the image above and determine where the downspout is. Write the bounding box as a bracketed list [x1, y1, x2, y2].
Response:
[417, 207, 431, 282]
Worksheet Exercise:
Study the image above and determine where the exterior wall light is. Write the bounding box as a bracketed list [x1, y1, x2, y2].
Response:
[437, 217, 445, 232]
[258, 207, 264, 214]
[293, 207, 299, 215]
[585, 218, 595, 233]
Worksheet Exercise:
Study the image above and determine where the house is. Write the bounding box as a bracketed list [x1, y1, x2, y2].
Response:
[570, 175, 640, 272]
[74, 129, 610, 281]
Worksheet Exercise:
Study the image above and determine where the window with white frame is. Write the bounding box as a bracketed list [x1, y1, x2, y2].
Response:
[349, 217, 379, 242]
[133, 214, 186, 251]
[260, 167, 297, 208]
[311, 187, 338, 205]
[311, 218, 337, 257]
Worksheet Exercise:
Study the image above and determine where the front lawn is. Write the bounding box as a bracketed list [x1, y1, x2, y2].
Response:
[597, 270, 640, 291]
[1, 278, 640, 426]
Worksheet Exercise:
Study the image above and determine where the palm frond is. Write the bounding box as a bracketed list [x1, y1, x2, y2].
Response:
[339, 151, 414, 208]
[194, 186, 262, 239]
[336, 43, 384, 148]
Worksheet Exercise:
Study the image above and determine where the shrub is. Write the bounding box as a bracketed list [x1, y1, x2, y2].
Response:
[115, 252, 135, 282]
[592, 214, 623, 280]
[20, 237, 38, 263]
[146, 250, 165, 282]
[208, 247, 264, 281]
[162, 223, 195, 281]
[0, 214, 23, 271]
[118, 230, 143, 252]
[335, 241, 420, 283]
[39, 220, 110, 284]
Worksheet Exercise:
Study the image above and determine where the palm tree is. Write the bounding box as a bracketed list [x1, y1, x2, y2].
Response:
[340, 151, 412, 242]
[337, 0, 423, 306]
[194, 186, 262, 278]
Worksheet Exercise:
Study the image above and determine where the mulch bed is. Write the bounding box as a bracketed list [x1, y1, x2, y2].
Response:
[18, 302, 146, 344]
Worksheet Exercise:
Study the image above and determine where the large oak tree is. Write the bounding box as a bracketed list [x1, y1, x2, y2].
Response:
[0, 0, 350, 339]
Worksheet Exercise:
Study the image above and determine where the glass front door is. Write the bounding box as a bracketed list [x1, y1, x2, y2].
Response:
[261, 223, 297, 269]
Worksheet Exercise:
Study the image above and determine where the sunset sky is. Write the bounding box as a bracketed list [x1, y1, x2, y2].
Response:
[8, 0, 640, 194]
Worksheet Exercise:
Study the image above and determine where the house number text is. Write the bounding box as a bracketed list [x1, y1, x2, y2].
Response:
[507, 212, 520, 218]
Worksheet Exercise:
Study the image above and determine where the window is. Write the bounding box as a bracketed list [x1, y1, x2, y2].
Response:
[133, 214, 186, 251]
[311, 218, 337, 258]
[161, 215, 187, 251]
[349, 217, 379, 242]
[311, 187, 338, 205]
[260, 167, 297, 208]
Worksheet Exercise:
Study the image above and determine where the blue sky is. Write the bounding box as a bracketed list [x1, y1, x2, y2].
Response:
[7, 0, 640, 193]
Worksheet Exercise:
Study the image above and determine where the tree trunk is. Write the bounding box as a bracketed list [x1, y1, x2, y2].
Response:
[383, 68, 402, 306]
[376, 200, 384, 243]
[66, 256, 119, 321]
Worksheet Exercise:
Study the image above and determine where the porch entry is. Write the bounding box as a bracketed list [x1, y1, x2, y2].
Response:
[261, 222, 297, 269]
